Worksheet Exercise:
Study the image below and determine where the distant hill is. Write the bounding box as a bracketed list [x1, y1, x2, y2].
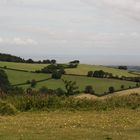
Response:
[0, 53, 24, 63]
[127, 66, 140, 72]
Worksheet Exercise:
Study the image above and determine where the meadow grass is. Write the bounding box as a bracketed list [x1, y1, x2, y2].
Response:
[0, 62, 137, 95]
[4, 69, 51, 85]
[2, 69, 136, 95]
[0, 61, 136, 77]
[65, 64, 136, 77]
[0, 61, 48, 71]
[0, 109, 140, 140]
[34, 75, 136, 95]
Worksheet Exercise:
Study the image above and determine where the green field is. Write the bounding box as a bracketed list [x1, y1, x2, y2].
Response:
[3, 69, 136, 95]
[34, 75, 136, 95]
[0, 61, 138, 95]
[5, 69, 51, 85]
[0, 61, 136, 77]
[0, 61, 47, 71]
[65, 64, 136, 77]
[0, 109, 140, 140]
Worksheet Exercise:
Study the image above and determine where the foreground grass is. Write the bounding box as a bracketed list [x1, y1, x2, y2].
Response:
[0, 109, 140, 140]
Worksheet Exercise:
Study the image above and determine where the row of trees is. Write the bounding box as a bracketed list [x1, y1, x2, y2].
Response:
[87, 70, 140, 83]
[0, 53, 57, 64]
[0, 53, 81, 65]
[87, 70, 113, 78]
[118, 66, 128, 70]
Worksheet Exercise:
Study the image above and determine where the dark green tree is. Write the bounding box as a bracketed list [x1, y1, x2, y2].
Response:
[52, 70, 62, 79]
[0, 70, 11, 92]
[85, 85, 95, 94]
[87, 71, 94, 77]
[63, 80, 79, 96]
[30, 79, 37, 88]
[108, 86, 115, 93]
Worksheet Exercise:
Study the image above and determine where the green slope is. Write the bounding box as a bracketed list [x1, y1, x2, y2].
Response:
[20, 75, 136, 95]
[4, 69, 51, 85]
[65, 64, 135, 77]
[0, 62, 136, 77]
[0, 61, 47, 71]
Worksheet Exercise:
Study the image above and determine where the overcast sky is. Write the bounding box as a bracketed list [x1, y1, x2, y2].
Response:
[0, 0, 140, 65]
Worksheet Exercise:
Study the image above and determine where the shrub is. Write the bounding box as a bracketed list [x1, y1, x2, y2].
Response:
[136, 83, 140, 87]
[121, 85, 124, 90]
[39, 86, 49, 94]
[108, 86, 115, 93]
[0, 100, 17, 115]
[85, 85, 95, 95]
[63, 80, 79, 96]
[0, 69, 11, 92]
[87, 71, 93, 77]
[7, 87, 24, 95]
[30, 79, 37, 88]
[52, 70, 62, 79]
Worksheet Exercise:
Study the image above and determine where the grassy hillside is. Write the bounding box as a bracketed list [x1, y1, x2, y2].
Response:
[20, 75, 136, 95]
[0, 62, 137, 95]
[0, 61, 136, 77]
[5, 69, 51, 85]
[0, 109, 140, 140]
[65, 64, 136, 77]
[0, 61, 47, 71]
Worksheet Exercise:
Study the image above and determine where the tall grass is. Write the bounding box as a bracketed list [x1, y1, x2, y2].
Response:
[1, 93, 140, 113]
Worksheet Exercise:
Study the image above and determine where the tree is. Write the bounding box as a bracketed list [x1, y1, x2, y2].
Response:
[87, 71, 93, 77]
[108, 86, 115, 93]
[30, 79, 37, 88]
[26, 59, 34, 63]
[51, 59, 56, 64]
[69, 60, 80, 64]
[118, 66, 128, 70]
[63, 80, 79, 96]
[93, 70, 105, 78]
[52, 70, 62, 79]
[85, 85, 95, 94]
[121, 85, 124, 89]
[43, 59, 51, 64]
[0, 70, 11, 92]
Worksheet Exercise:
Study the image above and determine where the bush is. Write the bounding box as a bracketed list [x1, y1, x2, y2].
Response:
[87, 71, 93, 77]
[7, 87, 24, 95]
[2, 93, 140, 112]
[30, 79, 37, 88]
[52, 70, 62, 79]
[63, 80, 79, 96]
[0, 100, 17, 115]
[108, 86, 115, 93]
[0, 69, 11, 92]
[121, 85, 124, 90]
[85, 85, 95, 94]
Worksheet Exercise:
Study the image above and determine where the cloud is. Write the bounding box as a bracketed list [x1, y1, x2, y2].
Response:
[81, 0, 140, 21]
[0, 37, 38, 45]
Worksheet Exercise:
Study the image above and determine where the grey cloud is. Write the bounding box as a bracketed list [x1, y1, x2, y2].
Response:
[81, 0, 140, 21]
[0, 37, 38, 45]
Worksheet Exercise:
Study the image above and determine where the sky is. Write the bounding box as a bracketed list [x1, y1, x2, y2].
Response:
[0, 0, 140, 65]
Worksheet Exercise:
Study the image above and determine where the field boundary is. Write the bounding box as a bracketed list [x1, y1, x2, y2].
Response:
[12, 78, 52, 86]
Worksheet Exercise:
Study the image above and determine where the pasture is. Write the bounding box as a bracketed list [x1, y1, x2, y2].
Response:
[3, 69, 136, 95]
[65, 64, 136, 77]
[0, 61, 138, 95]
[0, 61, 137, 77]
